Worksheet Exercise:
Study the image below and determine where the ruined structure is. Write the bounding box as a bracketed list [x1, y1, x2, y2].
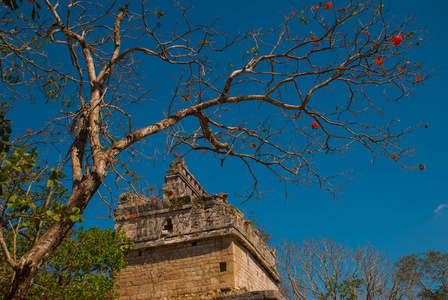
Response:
[114, 159, 285, 300]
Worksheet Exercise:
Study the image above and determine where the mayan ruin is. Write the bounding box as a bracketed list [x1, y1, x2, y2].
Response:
[113, 159, 285, 300]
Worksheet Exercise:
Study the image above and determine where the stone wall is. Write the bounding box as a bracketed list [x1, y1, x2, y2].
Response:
[202, 291, 285, 300]
[114, 160, 283, 300]
[116, 236, 282, 300]
[232, 241, 278, 292]
[162, 158, 208, 198]
[116, 237, 234, 299]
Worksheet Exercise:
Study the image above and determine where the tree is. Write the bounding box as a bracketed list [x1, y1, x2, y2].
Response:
[0, 226, 133, 299]
[395, 251, 448, 300]
[0, 0, 429, 298]
[277, 238, 415, 300]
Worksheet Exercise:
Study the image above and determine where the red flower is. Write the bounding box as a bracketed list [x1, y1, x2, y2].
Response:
[392, 153, 398, 159]
[292, 12, 296, 17]
[362, 30, 370, 36]
[311, 121, 319, 129]
[392, 36, 403, 46]
[131, 213, 137, 219]
[201, 150, 206, 154]
[414, 73, 424, 82]
[174, 152, 179, 158]
[309, 34, 317, 42]
[312, 5, 320, 10]
[418, 38, 423, 41]
[249, 142, 258, 149]
[200, 93, 203, 96]
[415, 76, 424, 82]
[26, 129, 31, 133]
[396, 67, 403, 72]
[324, 1, 332, 9]
[375, 57, 384, 66]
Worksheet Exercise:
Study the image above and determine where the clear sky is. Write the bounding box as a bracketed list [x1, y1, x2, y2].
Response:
[8, 0, 448, 263]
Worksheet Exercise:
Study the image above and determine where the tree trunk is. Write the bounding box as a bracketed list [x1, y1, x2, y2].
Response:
[3, 172, 106, 299]
[4, 260, 39, 300]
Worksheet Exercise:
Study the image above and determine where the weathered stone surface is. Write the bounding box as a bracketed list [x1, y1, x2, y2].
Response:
[114, 160, 283, 300]
[204, 290, 286, 300]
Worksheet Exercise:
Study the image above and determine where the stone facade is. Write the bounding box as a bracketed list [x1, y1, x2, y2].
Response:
[114, 159, 285, 300]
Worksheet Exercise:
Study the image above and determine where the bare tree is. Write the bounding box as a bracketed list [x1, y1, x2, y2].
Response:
[0, 0, 430, 298]
[277, 238, 416, 300]
[395, 251, 448, 300]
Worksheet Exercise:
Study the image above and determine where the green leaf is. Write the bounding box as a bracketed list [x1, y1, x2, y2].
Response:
[53, 215, 61, 221]
[72, 207, 81, 214]
[0, 173, 8, 182]
[46, 179, 54, 187]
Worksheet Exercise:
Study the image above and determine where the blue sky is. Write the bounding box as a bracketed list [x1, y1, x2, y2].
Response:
[8, 0, 448, 262]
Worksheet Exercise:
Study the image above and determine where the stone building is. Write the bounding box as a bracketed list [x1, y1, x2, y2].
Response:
[114, 159, 285, 300]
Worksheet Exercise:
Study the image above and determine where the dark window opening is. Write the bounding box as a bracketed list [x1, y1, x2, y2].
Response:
[192, 241, 198, 246]
[164, 218, 173, 232]
[219, 262, 227, 272]
[138, 251, 142, 256]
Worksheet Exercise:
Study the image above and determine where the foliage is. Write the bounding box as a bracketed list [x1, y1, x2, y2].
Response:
[242, 210, 272, 244]
[0, 0, 42, 21]
[0, 226, 134, 299]
[0, 111, 83, 298]
[395, 251, 448, 300]
[0, 111, 81, 241]
[324, 275, 365, 300]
